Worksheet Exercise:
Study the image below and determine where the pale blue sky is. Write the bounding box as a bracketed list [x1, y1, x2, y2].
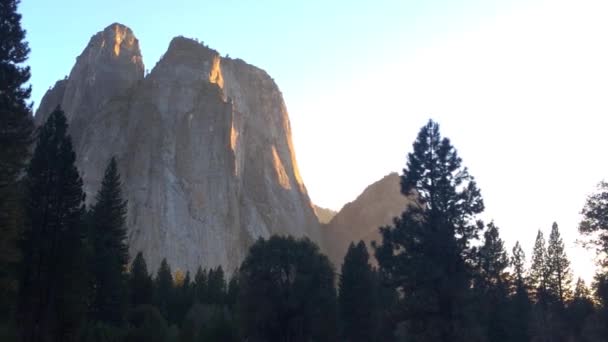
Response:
[21, 0, 608, 280]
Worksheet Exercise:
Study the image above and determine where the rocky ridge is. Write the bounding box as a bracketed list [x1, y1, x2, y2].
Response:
[323, 173, 412, 266]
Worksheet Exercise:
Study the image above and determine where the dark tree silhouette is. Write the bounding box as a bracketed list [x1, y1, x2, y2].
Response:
[18, 108, 88, 342]
[375, 119, 484, 342]
[0, 0, 34, 321]
[129, 252, 154, 308]
[89, 157, 129, 325]
[339, 241, 377, 342]
[238, 236, 337, 342]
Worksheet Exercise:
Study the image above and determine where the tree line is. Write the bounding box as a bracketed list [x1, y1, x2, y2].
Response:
[4, 1, 608, 341]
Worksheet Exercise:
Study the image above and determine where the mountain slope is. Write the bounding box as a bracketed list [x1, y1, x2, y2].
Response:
[323, 173, 412, 266]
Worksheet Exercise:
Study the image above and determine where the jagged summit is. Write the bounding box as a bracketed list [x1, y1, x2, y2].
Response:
[35, 23, 321, 273]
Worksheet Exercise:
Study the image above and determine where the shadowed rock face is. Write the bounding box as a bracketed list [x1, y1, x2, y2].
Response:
[323, 173, 413, 267]
[35, 23, 321, 273]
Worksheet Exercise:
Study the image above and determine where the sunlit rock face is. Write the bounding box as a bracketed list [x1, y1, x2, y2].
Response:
[323, 173, 412, 267]
[35, 24, 321, 273]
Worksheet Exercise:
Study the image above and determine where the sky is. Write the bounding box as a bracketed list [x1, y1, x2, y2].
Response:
[20, 0, 608, 281]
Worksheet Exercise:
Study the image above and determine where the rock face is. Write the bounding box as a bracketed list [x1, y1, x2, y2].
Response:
[313, 205, 337, 224]
[35, 23, 321, 273]
[323, 173, 412, 266]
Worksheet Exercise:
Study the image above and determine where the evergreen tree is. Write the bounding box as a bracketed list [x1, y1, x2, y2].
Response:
[339, 241, 377, 342]
[129, 252, 153, 308]
[579, 181, 608, 260]
[207, 266, 226, 305]
[546, 222, 572, 306]
[0, 0, 34, 321]
[529, 230, 549, 302]
[172, 270, 193, 324]
[193, 266, 207, 304]
[18, 108, 88, 342]
[89, 157, 129, 325]
[474, 222, 510, 342]
[154, 258, 174, 321]
[226, 273, 239, 310]
[567, 278, 594, 340]
[375, 119, 484, 342]
[511, 241, 527, 293]
[238, 236, 338, 342]
[509, 241, 531, 342]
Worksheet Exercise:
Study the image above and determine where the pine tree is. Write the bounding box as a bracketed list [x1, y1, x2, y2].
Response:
[476, 222, 509, 291]
[0, 0, 34, 321]
[193, 266, 207, 304]
[474, 222, 510, 342]
[511, 241, 527, 293]
[375, 119, 484, 342]
[154, 258, 174, 321]
[509, 241, 531, 342]
[339, 241, 377, 342]
[18, 108, 88, 342]
[226, 273, 239, 310]
[89, 157, 129, 325]
[529, 230, 549, 302]
[579, 181, 608, 260]
[173, 270, 192, 324]
[207, 266, 226, 305]
[546, 222, 572, 305]
[129, 251, 153, 308]
[567, 278, 594, 339]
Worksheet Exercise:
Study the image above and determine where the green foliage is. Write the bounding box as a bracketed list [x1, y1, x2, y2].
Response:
[339, 241, 377, 342]
[129, 252, 154, 308]
[0, 0, 33, 321]
[89, 157, 130, 325]
[375, 119, 484, 342]
[238, 235, 338, 342]
[18, 108, 88, 342]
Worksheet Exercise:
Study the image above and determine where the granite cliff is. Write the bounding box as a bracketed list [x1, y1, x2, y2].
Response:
[35, 23, 321, 273]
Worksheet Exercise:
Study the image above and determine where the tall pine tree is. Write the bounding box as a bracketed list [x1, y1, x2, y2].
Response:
[339, 241, 377, 342]
[509, 241, 531, 342]
[375, 119, 484, 342]
[18, 108, 88, 342]
[529, 230, 549, 303]
[546, 222, 571, 306]
[129, 251, 153, 308]
[193, 266, 208, 304]
[154, 258, 173, 321]
[474, 222, 510, 342]
[88, 157, 129, 325]
[0, 0, 34, 321]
